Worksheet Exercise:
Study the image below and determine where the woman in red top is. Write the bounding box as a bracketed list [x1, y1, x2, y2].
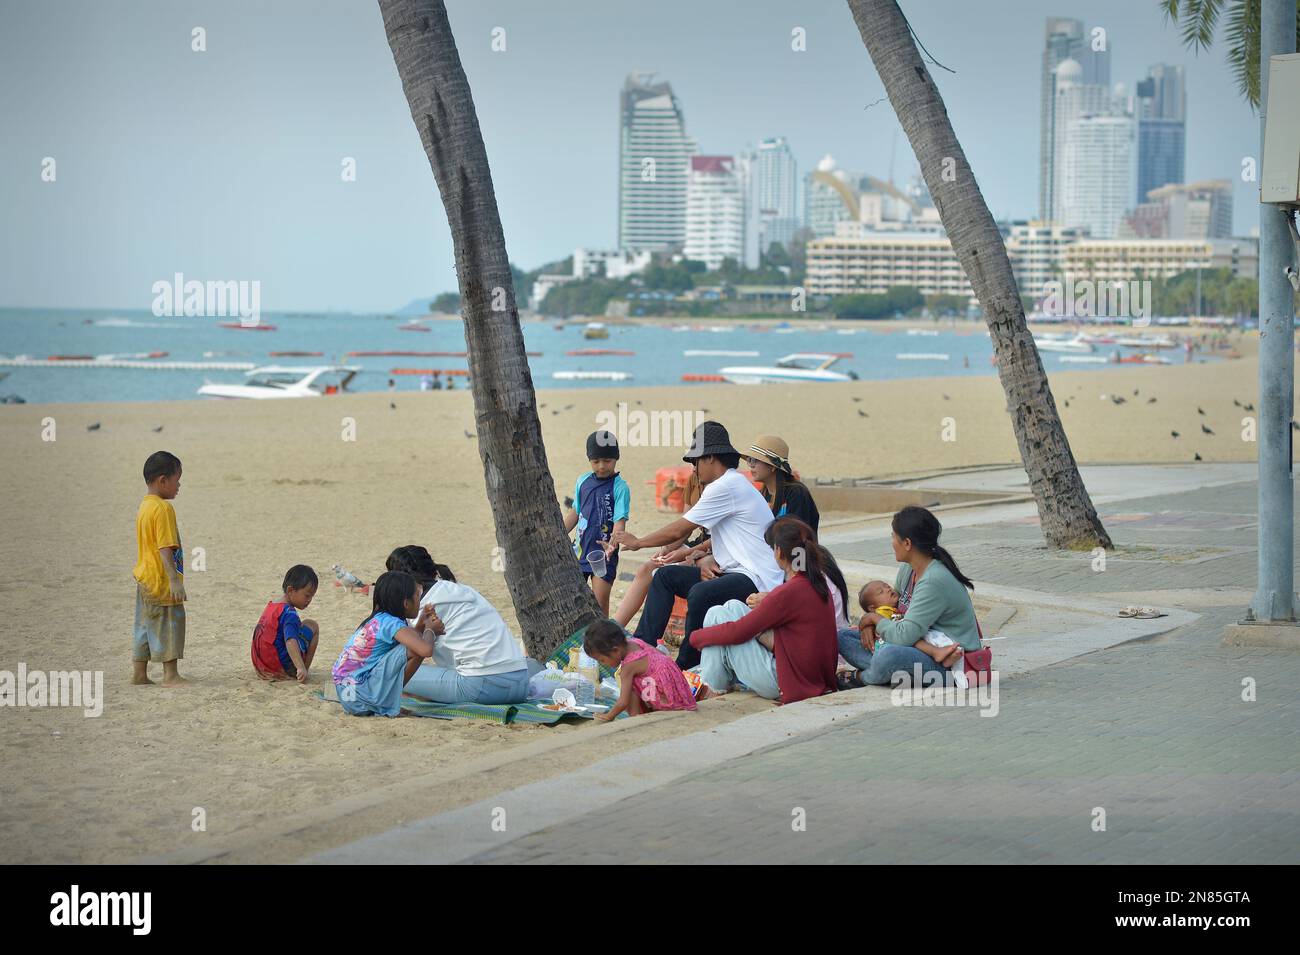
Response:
[688, 518, 839, 705]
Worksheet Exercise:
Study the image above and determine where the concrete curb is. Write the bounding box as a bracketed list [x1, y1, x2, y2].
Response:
[309, 586, 1198, 865]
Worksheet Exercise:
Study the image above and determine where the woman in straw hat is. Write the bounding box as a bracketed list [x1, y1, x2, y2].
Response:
[744, 435, 819, 535]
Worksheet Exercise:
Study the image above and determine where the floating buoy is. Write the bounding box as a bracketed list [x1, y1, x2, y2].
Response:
[565, 349, 636, 356]
[218, 322, 277, 331]
[387, 369, 470, 376]
[681, 374, 727, 382]
[270, 351, 323, 357]
[347, 350, 540, 357]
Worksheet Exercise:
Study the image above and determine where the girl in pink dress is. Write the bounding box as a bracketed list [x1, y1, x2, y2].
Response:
[583, 619, 704, 720]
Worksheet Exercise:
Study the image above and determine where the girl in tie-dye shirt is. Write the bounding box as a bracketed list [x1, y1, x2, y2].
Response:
[332, 571, 439, 717]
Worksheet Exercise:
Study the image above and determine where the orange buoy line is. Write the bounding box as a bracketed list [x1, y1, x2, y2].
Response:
[681, 374, 726, 382]
[565, 348, 636, 356]
[390, 368, 470, 376]
[347, 350, 541, 357]
[218, 322, 277, 331]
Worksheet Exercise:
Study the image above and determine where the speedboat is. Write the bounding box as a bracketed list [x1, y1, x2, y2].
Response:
[197, 365, 359, 399]
[718, 353, 857, 385]
[583, 322, 610, 340]
[1033, 334, 1094, 354]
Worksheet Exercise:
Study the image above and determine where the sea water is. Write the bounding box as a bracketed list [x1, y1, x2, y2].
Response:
[0, 307, 1205, 405]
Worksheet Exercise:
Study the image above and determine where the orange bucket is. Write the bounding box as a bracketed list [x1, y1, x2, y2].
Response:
[664, 595, 689, 647]
[654, 465, 694, 513]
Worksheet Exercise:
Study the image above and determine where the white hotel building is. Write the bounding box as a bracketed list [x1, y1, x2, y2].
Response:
[683, 155, 758, 271]
[805, 223, 1257, 306]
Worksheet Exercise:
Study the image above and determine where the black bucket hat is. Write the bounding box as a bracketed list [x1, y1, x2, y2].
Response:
[683, 420, 739, 463]
[586, 430, 620, 460]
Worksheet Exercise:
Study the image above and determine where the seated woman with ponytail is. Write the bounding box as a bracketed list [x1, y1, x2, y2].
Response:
[687, 517, 839, 705]
[384, 545, 532, 706]
[839, 505, 981, 687]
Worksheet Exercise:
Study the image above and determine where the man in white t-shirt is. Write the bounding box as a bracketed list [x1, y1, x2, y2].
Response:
[612, 421, 784, 670]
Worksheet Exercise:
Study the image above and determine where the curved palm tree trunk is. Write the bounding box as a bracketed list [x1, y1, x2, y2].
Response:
[378, 0, 600, 655]
[846, 0, 1112, 549]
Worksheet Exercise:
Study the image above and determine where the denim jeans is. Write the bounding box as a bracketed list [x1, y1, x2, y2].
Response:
[697, 599, 781, 700]
[404, 665, 531, 705]
[632, 565, 759, 671]
[835, 629, 948, 686]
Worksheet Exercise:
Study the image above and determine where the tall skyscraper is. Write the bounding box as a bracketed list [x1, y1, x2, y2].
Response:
[1059, 114, 1136, 240]
[1040, 17, 1112, 219]
[1134, 63, 1187, 204]
[683, 156, 758, 271]
[1051, 60, 1134, 238]
[618, 73, 699, 253]
[751, 137, 799, 254]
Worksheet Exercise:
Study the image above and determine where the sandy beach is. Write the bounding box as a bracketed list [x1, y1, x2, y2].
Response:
[0, 343, 1279, 863]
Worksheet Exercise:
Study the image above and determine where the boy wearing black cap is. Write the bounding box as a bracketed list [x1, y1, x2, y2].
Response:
[563, 430, 631, 614]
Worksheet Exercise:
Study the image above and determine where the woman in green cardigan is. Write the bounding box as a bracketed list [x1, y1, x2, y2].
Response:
[838, 506, 980, 686]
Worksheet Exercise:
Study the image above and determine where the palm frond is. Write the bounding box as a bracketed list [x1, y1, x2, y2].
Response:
[1225, 0, 1262, 108]
[1164, 0, 1228, 51]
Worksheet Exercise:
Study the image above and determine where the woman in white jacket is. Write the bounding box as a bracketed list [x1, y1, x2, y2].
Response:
[385, 545, 531, 704]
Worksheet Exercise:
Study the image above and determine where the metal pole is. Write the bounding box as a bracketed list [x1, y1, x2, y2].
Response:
[1252, 0, 1298, 623]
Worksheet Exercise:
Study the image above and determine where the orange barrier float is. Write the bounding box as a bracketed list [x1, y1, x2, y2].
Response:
[348, 350, 541, 357]
[681, 374, 726, 382]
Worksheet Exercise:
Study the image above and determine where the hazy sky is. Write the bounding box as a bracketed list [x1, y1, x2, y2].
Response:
[0, 0, 1264, 313]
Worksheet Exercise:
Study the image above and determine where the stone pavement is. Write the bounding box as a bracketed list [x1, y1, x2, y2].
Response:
[320, 472, 1300, 864]
[468, 606, 1298, 863]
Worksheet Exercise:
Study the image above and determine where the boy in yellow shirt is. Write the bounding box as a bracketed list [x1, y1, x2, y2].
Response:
[133, 451, 187, 686]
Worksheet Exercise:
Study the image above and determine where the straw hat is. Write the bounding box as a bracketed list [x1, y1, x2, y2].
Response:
[747, 435, 793, 476]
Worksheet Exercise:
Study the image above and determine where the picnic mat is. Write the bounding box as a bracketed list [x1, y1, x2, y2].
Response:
[314, 686, 621, 724]
[545, 624, 618, 681]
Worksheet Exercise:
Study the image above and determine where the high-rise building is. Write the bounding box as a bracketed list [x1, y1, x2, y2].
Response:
[1052, 61, 1134, 238]
[1120, 180, 1234, 239]
[618, 73, 699, 252]
[1040, 17, 1112, 219]
[1134, 64, 1187, 204]
[804, 155, 861, 238]
[750, 137, 799, 255]
[683, 156, 757, 271]
[1060, 114, 1136, 239]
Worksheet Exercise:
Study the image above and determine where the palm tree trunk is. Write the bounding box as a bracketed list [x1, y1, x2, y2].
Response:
[846, 0, 1112, 549]
[378, 0, 601, 655]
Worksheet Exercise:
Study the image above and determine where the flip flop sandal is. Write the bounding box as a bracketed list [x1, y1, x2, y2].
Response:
[837, 669, 864, 691]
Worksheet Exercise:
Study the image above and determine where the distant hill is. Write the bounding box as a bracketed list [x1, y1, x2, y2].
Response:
[394, 296, 441, 317]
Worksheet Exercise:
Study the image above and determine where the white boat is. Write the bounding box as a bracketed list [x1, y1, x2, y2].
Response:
[1034, 335, 1094, 354]
[1057, 355, 1109, 364]
[894, 352, 950, 361]
[684, 349, 759, 357]
[552, 370, 631, 381]
[1111, 335, 1176, 349]
[718, 353, 856, 385]
[197, 365, 359, 399]
[906, 328, 941, 337]
[582, 322, 610, 340]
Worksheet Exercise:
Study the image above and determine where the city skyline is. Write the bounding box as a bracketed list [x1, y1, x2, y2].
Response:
[0, 0, 1264, 312]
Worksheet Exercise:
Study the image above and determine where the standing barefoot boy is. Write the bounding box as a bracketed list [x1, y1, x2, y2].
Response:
[132, 451, 187, 686]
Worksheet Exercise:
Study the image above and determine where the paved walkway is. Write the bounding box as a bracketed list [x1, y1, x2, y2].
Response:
[323, 471, 1300, 864]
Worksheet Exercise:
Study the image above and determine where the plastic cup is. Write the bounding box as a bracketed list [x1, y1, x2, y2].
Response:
[586, 549, 607, 578]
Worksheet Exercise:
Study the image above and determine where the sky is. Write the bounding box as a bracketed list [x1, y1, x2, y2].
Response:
[0, 0, 1266, 313]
